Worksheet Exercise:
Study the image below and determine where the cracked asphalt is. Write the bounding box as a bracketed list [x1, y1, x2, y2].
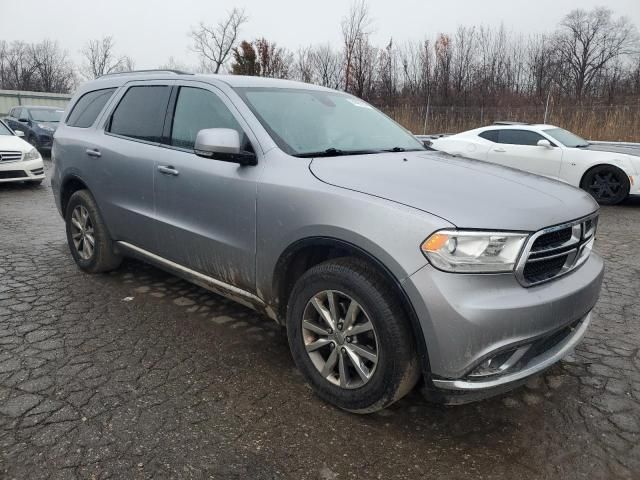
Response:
[1, 161, 639, 479]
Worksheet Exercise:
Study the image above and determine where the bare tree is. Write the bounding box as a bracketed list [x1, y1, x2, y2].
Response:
[292, 46, 314, 83]
[310, 44, 344, 89]
[554, 7, 638, 98]
[30, 40, 75, 93]
[80, 36, 130, 79]
[341, 0, 372, 92]
[350, 34, 377, 99]
[191, 8, 248, 74]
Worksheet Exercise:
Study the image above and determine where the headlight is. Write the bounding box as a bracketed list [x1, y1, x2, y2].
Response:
[37, 123, 54, 131]
[421, 230, 528, 273]
[24, 148, 41, 161]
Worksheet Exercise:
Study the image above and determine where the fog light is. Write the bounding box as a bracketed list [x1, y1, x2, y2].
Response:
[468, 345, 530, 378]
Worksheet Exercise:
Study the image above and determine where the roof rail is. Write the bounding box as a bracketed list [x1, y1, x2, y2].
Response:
[98, 69, 193, 78]
[493, 121, 528, 125]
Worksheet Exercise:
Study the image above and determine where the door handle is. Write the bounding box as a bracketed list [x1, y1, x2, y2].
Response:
[157, 165, 179, 176]
[493, 148, 506, 153]
[85, 148, 101, 158]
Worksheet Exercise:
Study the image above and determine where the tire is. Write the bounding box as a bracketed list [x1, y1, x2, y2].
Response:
[65, 189, 122, 273]
[25, 179, 43, 186]
[286, 257, 420, 413]
[580, 165, 630, 205]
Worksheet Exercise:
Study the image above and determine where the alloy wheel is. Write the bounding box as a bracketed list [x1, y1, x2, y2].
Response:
[301, 290, 379, 389]
[70, 205, 95, 260]
[588, 170, 623, 201]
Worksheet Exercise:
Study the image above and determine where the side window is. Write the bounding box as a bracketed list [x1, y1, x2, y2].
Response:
[497, 130, 545, 146]
[479, 130, 498, 142]
[67, 88, 116, 128]
[108, 86, 171, 143]
[170, 87, 244, 150]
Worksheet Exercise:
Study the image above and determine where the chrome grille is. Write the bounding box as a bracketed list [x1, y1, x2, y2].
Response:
[516, 214, 598, 287]
[0, 151, 23, 163]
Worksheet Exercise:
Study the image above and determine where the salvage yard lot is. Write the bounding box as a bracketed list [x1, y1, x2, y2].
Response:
[1, 164, 639, 479]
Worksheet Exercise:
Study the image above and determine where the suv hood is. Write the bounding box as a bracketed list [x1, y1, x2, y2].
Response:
[309, 151, 598, 231]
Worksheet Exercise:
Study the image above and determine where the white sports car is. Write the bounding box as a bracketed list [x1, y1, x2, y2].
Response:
[0, 119, 45, 185]
[427, 123, 640, 205]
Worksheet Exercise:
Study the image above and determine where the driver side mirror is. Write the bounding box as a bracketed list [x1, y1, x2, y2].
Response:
[537, 139, 552, 148]
[14, 130, 25, 137]
[194, 128, 257, 166]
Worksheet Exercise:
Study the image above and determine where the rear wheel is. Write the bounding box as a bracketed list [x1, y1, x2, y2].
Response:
[581, 165, 629, 205]
[286, 257, 420, 413]
[65, 190, 122, 273]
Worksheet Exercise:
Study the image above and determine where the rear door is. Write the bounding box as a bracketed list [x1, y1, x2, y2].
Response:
[486, 129, 563, 179]
[90, 81, 175, 252]
[153, 82, 262, 292]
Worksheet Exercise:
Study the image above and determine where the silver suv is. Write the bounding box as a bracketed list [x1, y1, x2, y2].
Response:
[52, 71, 604, 413]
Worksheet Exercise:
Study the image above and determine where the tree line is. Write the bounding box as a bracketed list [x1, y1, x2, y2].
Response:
[1, 1, 638, 112]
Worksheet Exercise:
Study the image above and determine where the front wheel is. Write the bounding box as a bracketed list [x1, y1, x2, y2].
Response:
[65, 190, 122, 273]
[581, 165, 629, 205]
[286, 258, 420, 413]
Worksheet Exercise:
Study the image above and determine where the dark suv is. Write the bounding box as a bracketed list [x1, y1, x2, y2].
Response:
[6, 105, 64, 152]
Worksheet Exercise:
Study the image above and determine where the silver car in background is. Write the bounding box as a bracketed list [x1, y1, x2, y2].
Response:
[51, 71, 603, 412]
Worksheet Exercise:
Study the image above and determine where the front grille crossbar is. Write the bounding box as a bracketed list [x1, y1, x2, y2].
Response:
[515, 213, 598, 287]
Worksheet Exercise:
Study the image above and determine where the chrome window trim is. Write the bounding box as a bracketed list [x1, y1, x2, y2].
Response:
[515, 212, 599, 287]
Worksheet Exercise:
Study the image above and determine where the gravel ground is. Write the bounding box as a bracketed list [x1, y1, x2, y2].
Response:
[1, 162, 639, 479]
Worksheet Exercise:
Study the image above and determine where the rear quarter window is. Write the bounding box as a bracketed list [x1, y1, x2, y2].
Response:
[66, 88, 117, 128]
[479, 130, 498, 142]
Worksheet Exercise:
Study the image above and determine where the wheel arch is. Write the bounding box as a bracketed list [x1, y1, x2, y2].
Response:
[579, 162, 631, 188]
[60, 175, 90, 216]
[272, 236, 432, 376]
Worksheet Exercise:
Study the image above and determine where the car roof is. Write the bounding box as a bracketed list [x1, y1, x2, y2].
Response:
[478, 123, 558, 131]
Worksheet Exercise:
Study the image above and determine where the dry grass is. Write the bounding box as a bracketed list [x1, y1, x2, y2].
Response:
[381, 103, 640, 142]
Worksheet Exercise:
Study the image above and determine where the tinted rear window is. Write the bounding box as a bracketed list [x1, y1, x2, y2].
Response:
[67, 88, 116, 128]
[108, 86, 171, 143]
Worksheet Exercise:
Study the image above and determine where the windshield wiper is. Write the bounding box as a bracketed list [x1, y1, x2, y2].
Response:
[294, 148, 378, 158]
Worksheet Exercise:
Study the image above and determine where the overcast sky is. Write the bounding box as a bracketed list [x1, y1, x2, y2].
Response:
[1, 0, 639, 69]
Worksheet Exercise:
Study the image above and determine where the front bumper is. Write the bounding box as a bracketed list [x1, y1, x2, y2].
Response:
[403, 252, 604, 399]
[0, 158, 45, 183]
[37, 133, 54, 150]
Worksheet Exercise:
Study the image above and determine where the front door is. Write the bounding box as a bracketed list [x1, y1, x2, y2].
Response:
[487, 129, 563, 179]
[153, 84, 262, 292]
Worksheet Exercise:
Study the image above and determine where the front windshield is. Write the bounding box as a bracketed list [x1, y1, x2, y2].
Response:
[235, 87, 425, 156]
[543, 128, 589, 148]
[0, 121, 12, 136]
[30, 109, 64, 122]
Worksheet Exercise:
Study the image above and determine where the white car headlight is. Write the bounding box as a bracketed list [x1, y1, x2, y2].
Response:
[24, 148, 41, 161]
[421, 230, 528, 273]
